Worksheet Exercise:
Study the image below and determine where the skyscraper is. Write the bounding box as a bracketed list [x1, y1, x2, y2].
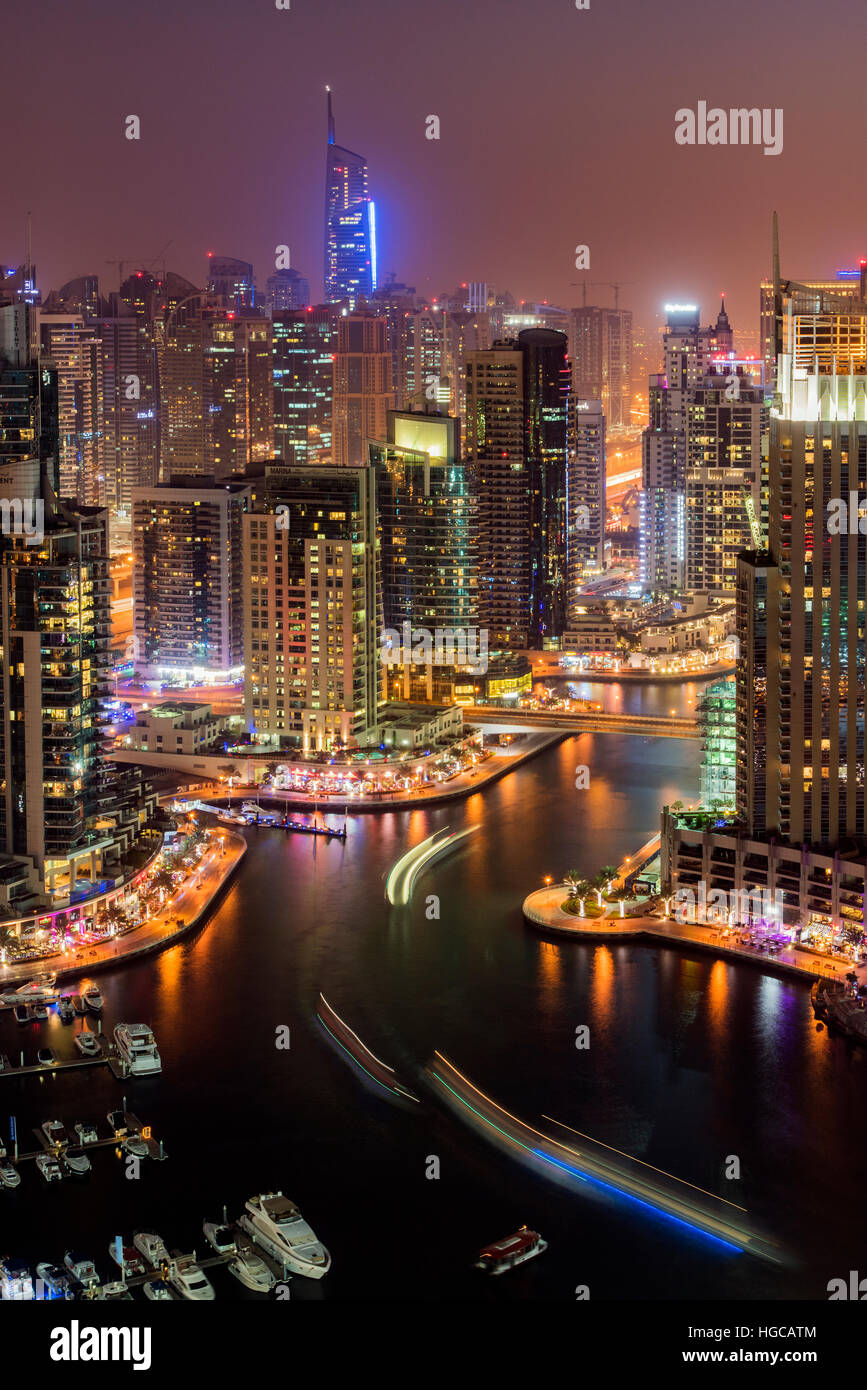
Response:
[640, 300, 734, 595]
[332, 309, 394, 467]
[566, 398, 606, 617]
[521, 327, 571, 646]
[272, 305, 337, 466]
[243, 463, 381, 748]
[570, 304, 633, 430]
[324, 90, 375, 307]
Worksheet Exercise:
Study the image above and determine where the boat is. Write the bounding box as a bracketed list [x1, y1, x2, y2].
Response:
[143, 1277, 173, 1301]
[37, 1047, 57, 1066]
[229, 1246, 276, 1294]
[122, 1135, 148, 1158]
[0, 1258, 35, 1300]
[13, 1004, 30, 1024]
[106, 1109, 129, 1136]
[33, 1003, 48, 1020]
[474, 1227, 548, 1275]
[72, 995, 86, 1015]
[94, 1280, 132, 1300]
[167, 1252, 215, 1301]
[134, 1232, 171, 1268]
[75, 1031, 101, 1057]
[74, 1121, 99, 1145]
[114, 1022, 162, 1075]
[63, 1251, 99, 1287]
[109, 1241, 146, 1276]
[203, 1220, 236, 1255]
[35, 1262, 75, 1300]
[42, 1120, 69, 1147]
[83, 986, 103, 1014]
[35, 1154, 63, 1183]
[240, 1192, 331, 1279]
[0, 1161, 21, 1188]
[57, 997, 75, 1023]
[2, 976, 58, 1005]
[62, 1150, 92, 1177]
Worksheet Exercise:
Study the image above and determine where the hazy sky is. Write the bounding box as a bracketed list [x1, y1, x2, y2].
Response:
[6, 0, 867, 339]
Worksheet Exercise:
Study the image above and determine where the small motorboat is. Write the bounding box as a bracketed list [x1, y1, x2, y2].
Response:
[122, 1134, 148, 1158]
[474, 1226, 548, 1275]
[13, 1004, 30, 1024]
[83, 987, 103, 1014]
[74, 1121, 99, 1145]
[57, 997, 75, 1023]
[62, 1150, 92, 1178]
[167, 1252, 215, 1301]
[35, 1154, 63, 1184]
[0, 1160, 21, 1188]
[37, 1047, 57, 1067]
[229, 1246, 276, 1294]
[75, 1031, 101, 1057]
[33, 1003, 48, 1021]
[63, 1251, 99, 1287]
[72, 995, 86, 1015]
[108, 1241, 146, 1276]
[134, 1232, 170, 1268]
[143, 1277, 173, 1302]
[42, 1120, 69, 1148]
[203, 1220, 236, 1255]
[95, 1280, 132, 1300]
[106, 1109, 129, 1137]
[35, 1262, 75, 1300]
[0, 1258, 34, 1299]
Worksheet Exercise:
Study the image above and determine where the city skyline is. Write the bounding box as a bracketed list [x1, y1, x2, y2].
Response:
[6, 0, 867, 333]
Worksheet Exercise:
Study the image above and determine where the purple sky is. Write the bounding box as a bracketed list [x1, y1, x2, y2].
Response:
[6, 0, 867, 339]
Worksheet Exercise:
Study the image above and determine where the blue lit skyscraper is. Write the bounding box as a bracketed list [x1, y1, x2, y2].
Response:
[324, 89, 375, 307]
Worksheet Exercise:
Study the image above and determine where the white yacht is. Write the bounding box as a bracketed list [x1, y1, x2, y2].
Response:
[74, 1032, 101, 1057]
[240, 1192, 331, 1279]
[134, 1232, 170, 1268]
[113, 1023, 161, 1075]
[167, 1252, 215, 1301]
[2, 976, 58, 1006]
[143, 1277, 173, 1302]
[62, 1150, 92, 1178]
[35, 1154, 62, 1184]
[229, 1247, 275, 1293]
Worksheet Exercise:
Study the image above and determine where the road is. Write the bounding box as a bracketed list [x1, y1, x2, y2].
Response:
[463, 707, 699, 739]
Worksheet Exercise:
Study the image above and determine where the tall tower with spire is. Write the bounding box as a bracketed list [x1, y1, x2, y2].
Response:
[324, 88, 376, 308]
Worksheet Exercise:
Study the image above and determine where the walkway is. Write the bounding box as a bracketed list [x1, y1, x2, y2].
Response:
[0, 830, 246, 989]
[522, 886, 867, 985]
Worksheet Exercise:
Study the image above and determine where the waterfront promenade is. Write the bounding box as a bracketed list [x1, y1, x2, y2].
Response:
[0, 829, 246, 990]
[522, 885, 867, 985]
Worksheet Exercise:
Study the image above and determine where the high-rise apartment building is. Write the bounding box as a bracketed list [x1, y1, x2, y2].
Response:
[570, 304, 633, 430]
[566, 398, 606, 620]
[36, 312, 105, 505]
[332, 310, 393, 467]
[266, 268, 311, 313]
[132, 476, 253, 680]
[243, 464, 381, 748]
[640, 300, 735, 595]
[324, 91, 375, 307]
[0, 472, 156, 907]
[206, 256, 255, 310]
[272, 306, 337, 466]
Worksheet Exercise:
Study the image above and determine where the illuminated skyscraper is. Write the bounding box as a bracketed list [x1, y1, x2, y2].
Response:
[206, 256, 255, 310]
[272, 306, 337, 466]
[324, 90, 375, 307]
[566, 398, 606, 617]
[569, 304, 633, 429]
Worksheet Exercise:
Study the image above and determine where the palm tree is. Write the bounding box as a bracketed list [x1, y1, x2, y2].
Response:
[564, 870, 583, 900]
[591, 870, 611, 906]
[568, 878, 592, 917]
[598, 866, 618, 899]
[610, 886, 633, 918]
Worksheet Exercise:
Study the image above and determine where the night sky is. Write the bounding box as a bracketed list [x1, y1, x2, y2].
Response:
[6, 0, 867, 335]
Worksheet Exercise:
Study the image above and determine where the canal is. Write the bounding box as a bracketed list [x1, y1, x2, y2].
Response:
[2, 683, 863, 1301]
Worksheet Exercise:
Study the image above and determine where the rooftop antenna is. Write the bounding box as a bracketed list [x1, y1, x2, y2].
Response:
[326, 85, 335, 146]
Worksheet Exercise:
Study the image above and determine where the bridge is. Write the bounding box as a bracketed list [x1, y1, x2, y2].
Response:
[463, 707, 699, 739]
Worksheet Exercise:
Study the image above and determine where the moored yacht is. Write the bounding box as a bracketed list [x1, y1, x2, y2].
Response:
[167, 1252, 215, 1301]
[240, 1192, 330, 1279]
[229, 1246, 275, 1293]
[134, 1232, 170, 1268]
[114, 1022, 161, 1075]
[83, 986, 103, 1014]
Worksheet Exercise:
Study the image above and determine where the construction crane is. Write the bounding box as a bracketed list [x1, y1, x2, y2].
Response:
[571, 280, 635, 310]
[105, 242, 173, 291]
